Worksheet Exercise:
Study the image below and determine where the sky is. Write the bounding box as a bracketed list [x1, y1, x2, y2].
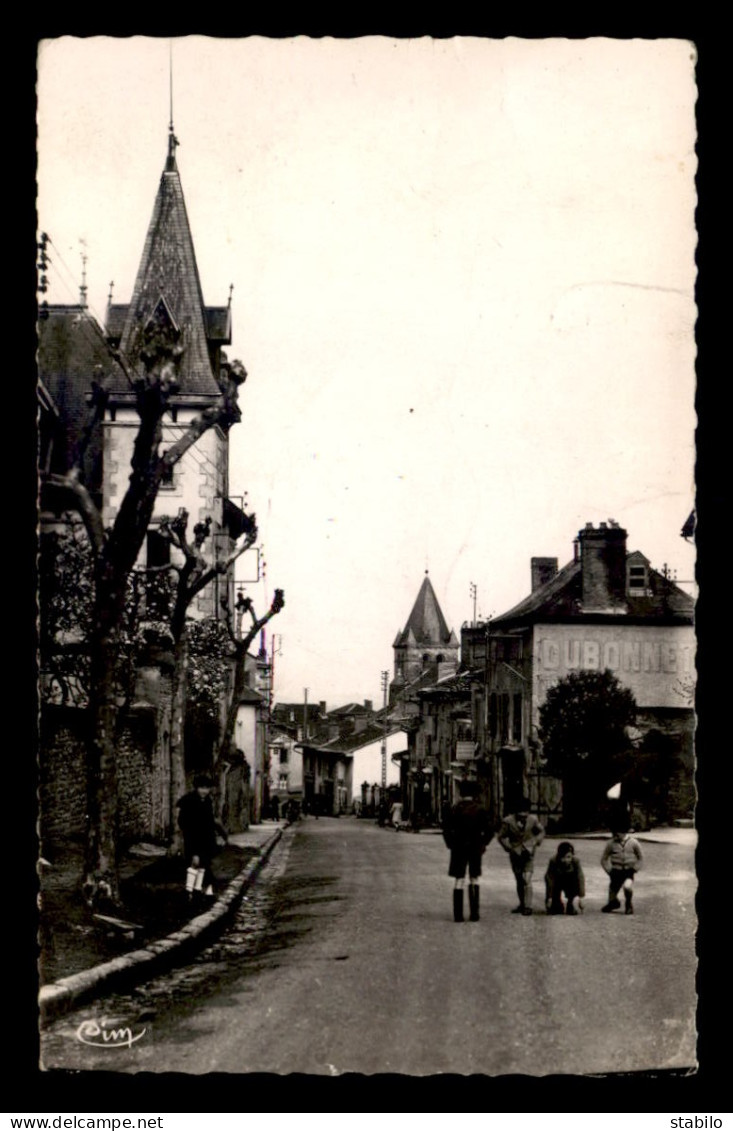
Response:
[36, 36, 698, 709]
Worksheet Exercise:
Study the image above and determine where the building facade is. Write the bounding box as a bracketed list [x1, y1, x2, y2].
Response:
[390, 573, 459, 704]
[38, 127, 256, 846]
[478, 521, 695, 828]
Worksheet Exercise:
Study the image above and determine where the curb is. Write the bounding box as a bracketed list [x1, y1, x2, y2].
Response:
[566, 831, 697, 845]
[39, 827, 284, 1025]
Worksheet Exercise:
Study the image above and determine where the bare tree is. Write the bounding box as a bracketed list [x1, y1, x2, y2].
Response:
[44, 322, 247, 908]
[156, 507, 258, 853]
[215, 588, 285, 822]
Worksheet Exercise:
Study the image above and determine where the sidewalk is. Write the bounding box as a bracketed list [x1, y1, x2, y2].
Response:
[38, 821, 286, 1023]
[379, 821, 697, 848]
[569, 826, 697, 847]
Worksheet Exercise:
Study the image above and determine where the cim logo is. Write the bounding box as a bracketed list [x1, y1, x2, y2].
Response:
[538, 635, 694, 675]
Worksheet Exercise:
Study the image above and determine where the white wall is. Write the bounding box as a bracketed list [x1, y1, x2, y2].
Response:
[350, 731, 406, 800]
[103, 409, 231, 618]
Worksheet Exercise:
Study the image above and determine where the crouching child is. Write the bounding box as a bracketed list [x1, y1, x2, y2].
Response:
[545, 841, 585, 915]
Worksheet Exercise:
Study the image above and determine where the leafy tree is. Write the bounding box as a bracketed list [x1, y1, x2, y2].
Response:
[187, 617, 232, 728]
[538, 669, 637, 829]
[38, 520, 169, 712]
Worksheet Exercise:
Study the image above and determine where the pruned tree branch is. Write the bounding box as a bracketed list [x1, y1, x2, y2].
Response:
[44, 472, 106, 555]
[74, 368, 109, 471]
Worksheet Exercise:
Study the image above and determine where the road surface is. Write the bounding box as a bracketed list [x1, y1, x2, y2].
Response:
[40, 817, 697, 1076]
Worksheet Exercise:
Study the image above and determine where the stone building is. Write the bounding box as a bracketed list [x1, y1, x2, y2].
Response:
[390, 572, 459, 704]
[38, 126, 251, 847]
[387, 574, 468, 826]
[103, 128, 247, 618]
[479, 521, 695, 829]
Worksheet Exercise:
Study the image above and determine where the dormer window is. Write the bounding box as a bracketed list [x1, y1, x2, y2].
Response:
[628, 563, 649, 595]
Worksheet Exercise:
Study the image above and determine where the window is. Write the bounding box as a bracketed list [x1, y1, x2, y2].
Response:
[456, 719, 473, 743]
[159, 457, 175, 490]
[489, 693, 498, 740]
[279, 749, 289, 765]
[499, 694, 510, 745]
[628, 564, 649, 595]
[278, 775, 288, 790]
[512, 694, 523, 743]
[145, 530, 171, 616]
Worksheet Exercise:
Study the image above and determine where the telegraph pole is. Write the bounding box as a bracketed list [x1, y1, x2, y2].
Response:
[470, 581, 477, 626]
[380, 670, 389, 788]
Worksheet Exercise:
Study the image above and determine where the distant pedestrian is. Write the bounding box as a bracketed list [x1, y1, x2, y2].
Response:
[545, 841, 585, 915]
[177, 775, 228, 900]
[442, 780, 493, 922]
[601, 825, 643, 914]
[498, 798, 545, 915]
[271, 795, 280, 821]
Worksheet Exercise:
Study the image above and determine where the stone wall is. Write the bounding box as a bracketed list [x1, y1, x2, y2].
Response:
[116, 707, 156, 841]
[39, 707, 87, 845]
[40, 695, 173, 851]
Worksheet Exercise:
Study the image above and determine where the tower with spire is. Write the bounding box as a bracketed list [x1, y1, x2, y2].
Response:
[104, 125, 242, 617]
[391, 572, 459, 700]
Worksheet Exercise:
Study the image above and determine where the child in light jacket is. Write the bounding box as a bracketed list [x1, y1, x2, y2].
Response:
[601, 829, 643, 914]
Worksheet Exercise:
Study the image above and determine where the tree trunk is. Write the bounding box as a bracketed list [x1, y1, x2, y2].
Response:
[213, 642, 248, 825]
[84, 634, 122, 908]
[168, 622, 189, 855]
[219, 641, 247, 764]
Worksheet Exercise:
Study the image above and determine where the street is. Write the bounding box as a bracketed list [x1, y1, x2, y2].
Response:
[40, 818, 697, 1076]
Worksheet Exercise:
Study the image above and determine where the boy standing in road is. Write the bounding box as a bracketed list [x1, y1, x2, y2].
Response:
[601, 824, 643, 914]
[442, 779, 493, 922]
[498, 798, 545, 915]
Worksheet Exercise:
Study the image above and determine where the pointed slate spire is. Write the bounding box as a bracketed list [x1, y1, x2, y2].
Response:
[117, 131, 220, 399]
[397, 573, 453, 646]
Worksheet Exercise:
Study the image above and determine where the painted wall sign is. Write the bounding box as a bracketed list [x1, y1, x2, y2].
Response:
[534, 624, 695, 708]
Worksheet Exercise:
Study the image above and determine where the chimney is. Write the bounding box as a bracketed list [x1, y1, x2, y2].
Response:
[319, 700, 327, 716]
[531, 557, 558, 592]
[578, 521, 628, 611]
[364, 699, 373, 712]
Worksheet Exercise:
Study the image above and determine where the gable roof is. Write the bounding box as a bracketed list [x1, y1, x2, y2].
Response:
[37, 305, 129, 489]
[237, 687, 263, 706]
[301, 719, 406, 756]
[417, 669, 483, 702]
[491, 554, 694, 628]
[110, 134, 222, 401]
[395, 574, 456, 647]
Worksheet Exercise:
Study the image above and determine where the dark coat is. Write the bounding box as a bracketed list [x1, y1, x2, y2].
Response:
[176, 791, 225, 864]
[545, 854, 586, 898]
[443, 798, 493, 878]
